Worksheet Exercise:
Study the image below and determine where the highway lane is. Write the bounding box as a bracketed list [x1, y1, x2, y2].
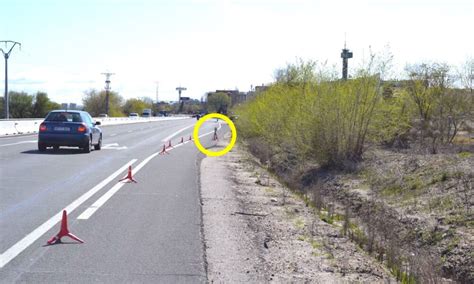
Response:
[0, 118, 225, 282]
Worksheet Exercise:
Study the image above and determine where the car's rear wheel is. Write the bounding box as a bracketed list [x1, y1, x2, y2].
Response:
[82, 138, 92, 153]
[53, 145, 59, 151]
[94, 135, 102, 150]
[38, 143, 46, 152]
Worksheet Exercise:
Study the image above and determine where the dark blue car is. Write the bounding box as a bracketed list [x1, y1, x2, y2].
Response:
[38, 110, 102, 153]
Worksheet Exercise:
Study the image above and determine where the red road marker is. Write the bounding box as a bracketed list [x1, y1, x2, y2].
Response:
[188, 135, 192, 141]
[47, 210, 84, 245]
[119, 166, 138, 183]
[166, 140, 173, 149]
[180, 137, 184, 144]
[159, 144, 170, 155]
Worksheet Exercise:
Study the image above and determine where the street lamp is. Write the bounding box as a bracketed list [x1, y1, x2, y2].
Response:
[1, 40, 21, 119]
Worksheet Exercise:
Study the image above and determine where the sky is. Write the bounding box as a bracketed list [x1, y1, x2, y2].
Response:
[1, 0, 473, 105]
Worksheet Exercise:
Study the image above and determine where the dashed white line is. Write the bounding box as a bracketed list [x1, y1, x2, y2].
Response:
[0, 159, 137, 268]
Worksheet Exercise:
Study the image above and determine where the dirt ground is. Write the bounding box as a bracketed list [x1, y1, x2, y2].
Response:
[200, 134, 395, 283]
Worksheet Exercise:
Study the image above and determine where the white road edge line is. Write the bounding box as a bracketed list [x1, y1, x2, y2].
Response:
[161, 124, 195, 142]
[76, 124, 221, 220]
[0, 140, 37, 147]
[77, 153, 159, 220]
[0, 123, 226, 267]
[198, 122, 222, 138]
[0, 159, 137, 268]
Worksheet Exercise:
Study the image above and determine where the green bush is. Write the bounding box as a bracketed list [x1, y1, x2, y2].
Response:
[235, 59, 398, 169]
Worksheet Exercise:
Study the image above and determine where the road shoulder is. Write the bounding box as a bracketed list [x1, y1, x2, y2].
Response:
[200, 136, 394, 282]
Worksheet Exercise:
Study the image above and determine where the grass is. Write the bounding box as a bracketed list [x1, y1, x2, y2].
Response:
[458, 151, 472, 158]
[381, 184, 404, 196]
[427, 196, 454, 212]
[284, 207, 297, 219]
[310, 239, 322, 249]
[264, 187, 275, 193]
[429, 172, 449, 185]
[294, 218, 306, 229]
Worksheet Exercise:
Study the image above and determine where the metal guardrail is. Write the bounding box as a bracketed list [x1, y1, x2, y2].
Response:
[0, 116, 191, 136]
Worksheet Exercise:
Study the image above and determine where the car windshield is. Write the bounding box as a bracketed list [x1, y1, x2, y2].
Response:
[46, 112, 82, 122]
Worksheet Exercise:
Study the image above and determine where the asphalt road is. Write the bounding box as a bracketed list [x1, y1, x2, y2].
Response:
[0, 117, 224, 283]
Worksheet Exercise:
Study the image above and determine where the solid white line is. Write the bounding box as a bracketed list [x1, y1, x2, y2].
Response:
[77, 153, 159, 220]
[0, 140, 36, 147]
[0, 159, 137, 268]
[161, 124, 195, 142]
[198, 122, 222, 138]
[77, 124, 216, 221]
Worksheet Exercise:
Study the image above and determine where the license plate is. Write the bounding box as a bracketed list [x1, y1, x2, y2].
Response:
[54, 127, 70, 131]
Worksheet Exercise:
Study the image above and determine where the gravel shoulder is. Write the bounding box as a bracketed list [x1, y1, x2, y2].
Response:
[200, 134, 394, 283]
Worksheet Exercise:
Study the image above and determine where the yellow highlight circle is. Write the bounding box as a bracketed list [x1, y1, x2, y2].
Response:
[193, 113, 237, 157]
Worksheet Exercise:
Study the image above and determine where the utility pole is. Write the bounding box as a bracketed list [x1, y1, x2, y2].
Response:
[341, 39, 353, 80]
[101, 72, 115, 115]
[155, 81, 159, 103]
[176, 86, 187, 113]
[1, 40, 21, 119]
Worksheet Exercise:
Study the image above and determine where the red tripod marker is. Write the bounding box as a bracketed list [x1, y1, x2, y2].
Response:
[159, 144, 170, 155]
[47, 210, 84, 245]
[166, 140, 173, 149]
[119, 166, 138, 183]
[180, 137, 184, 144]
[189, 135, 192, 141]
[213, 127, 219, 141]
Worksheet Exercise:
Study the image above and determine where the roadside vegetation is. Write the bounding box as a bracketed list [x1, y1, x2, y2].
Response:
[235, 55, 473, 282]
[0, 89, 204, 118]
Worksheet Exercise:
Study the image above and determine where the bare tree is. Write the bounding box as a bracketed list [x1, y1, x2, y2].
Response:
[458, 57, 474, 93]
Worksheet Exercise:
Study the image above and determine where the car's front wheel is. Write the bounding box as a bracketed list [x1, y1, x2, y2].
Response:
[94, 135, 102, 150]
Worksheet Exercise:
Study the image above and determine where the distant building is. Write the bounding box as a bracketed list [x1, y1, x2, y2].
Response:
[60, 103, 81, 110]
[254, 85, 269, 93]
[246, 84, 269, 101]
[207, 89, 247, 106]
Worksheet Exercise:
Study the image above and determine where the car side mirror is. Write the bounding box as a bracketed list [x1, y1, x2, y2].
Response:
[95, 121, 101, 126]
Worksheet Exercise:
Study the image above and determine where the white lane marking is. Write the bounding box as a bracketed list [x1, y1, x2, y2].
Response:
[127, 130, 132, 133]
[198, 122, 222, 138]
[77, 153, 159, 220]
[77, 123, 225, 221]
[0, 140, 36, 147]
[161, 124, 195, 142]
[110, 133, 117, 137]
[0, 159, 137, 268]
[102, 143, 128, 150]
[0, 135, 37, 140]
